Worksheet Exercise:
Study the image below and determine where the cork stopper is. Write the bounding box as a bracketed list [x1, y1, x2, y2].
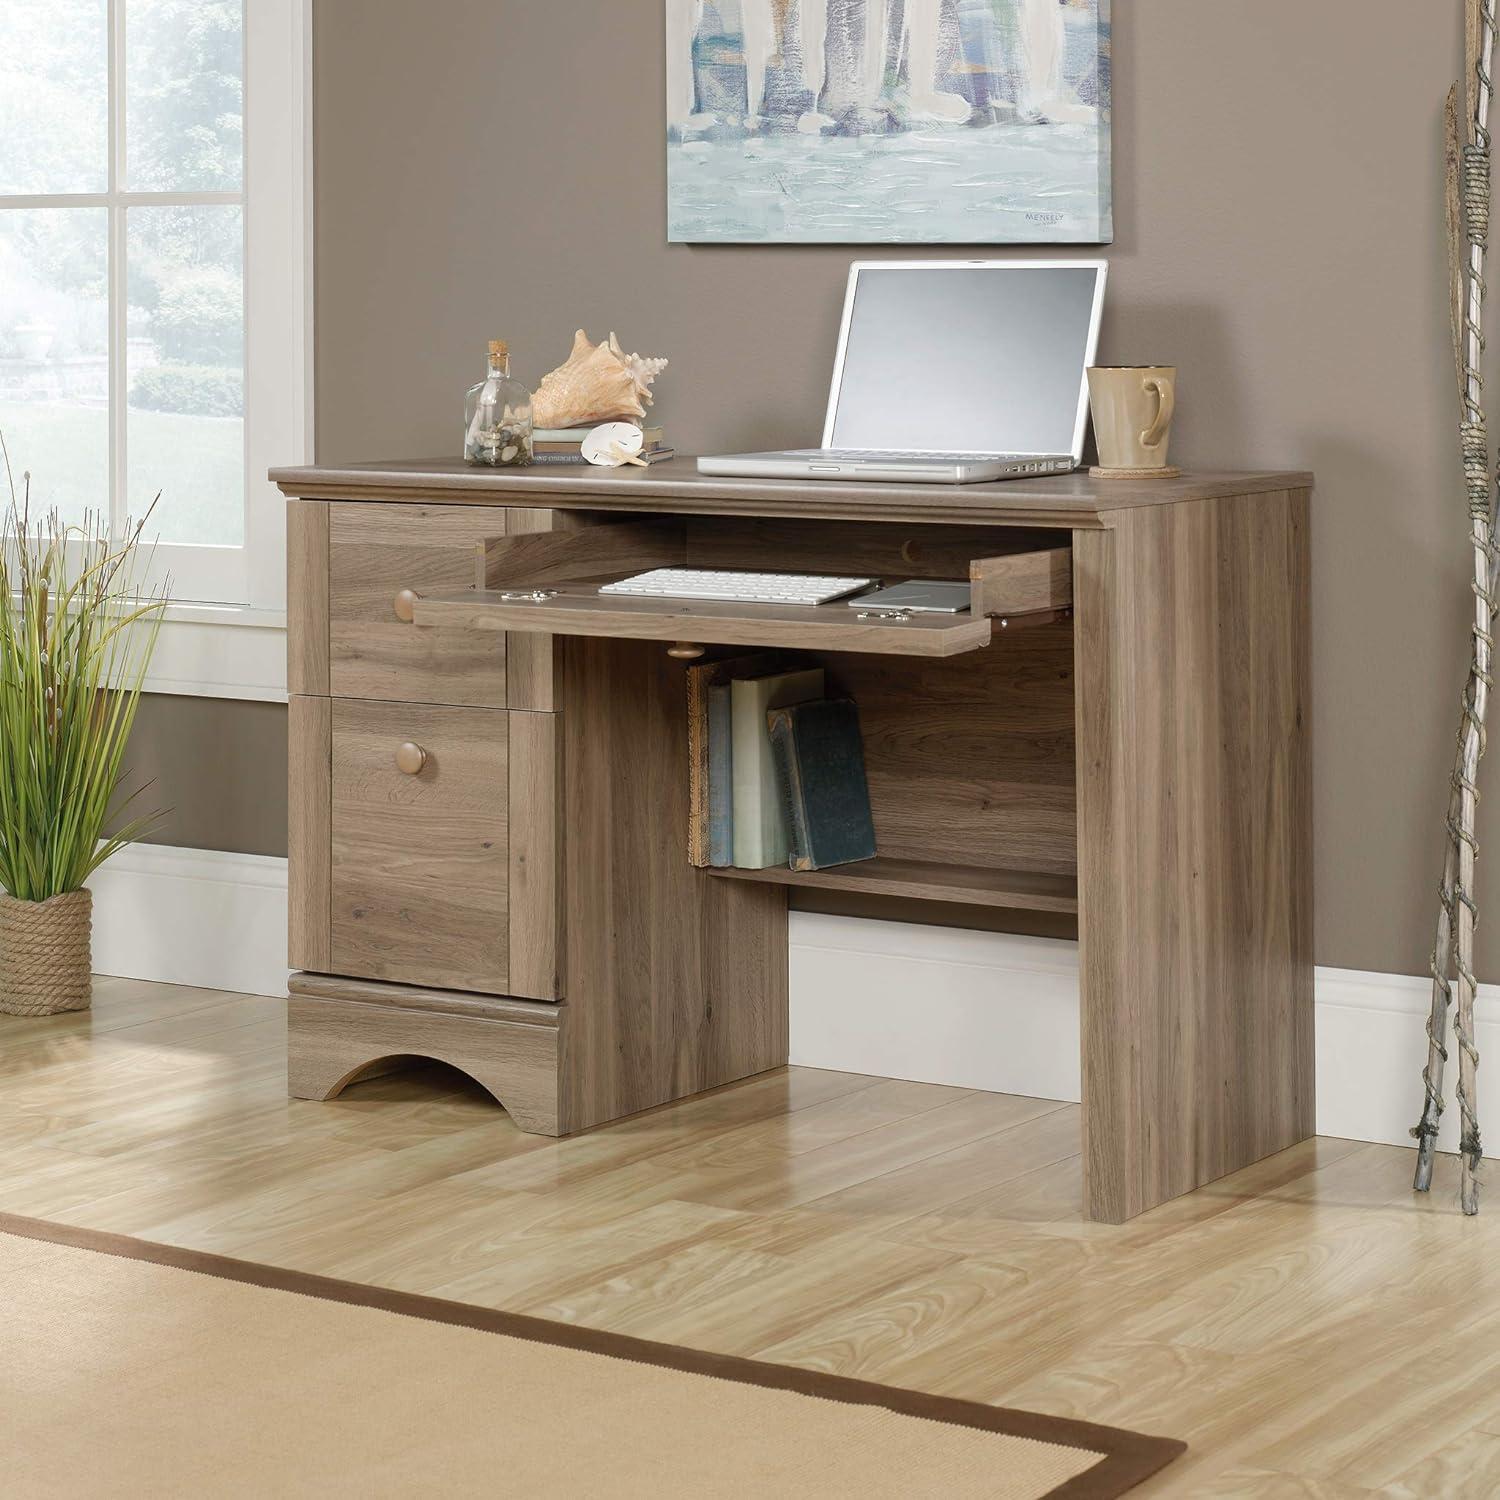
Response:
[488, 339, 509, 360]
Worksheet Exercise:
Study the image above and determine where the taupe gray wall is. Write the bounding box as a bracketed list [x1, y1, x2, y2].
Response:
[131, 697, 287, 857]
[135, 0, 1481, 978]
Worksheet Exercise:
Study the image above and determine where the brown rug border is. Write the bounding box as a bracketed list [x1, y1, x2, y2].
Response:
[0, 1211, 1185, 1500]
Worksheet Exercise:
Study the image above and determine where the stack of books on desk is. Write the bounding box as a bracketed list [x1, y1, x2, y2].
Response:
[531, 425, 675, 466]
[686, 655, 876, 873]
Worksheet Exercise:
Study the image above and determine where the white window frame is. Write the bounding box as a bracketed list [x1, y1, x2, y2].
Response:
[2, 0, 310, 701]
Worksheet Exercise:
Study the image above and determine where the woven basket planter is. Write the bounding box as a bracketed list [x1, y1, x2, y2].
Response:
[0, 889, 93, 1017]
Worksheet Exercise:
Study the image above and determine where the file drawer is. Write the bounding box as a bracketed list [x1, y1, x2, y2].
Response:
[287, 694, 560, 1000]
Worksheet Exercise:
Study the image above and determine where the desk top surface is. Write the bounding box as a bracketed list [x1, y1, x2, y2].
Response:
[271, 458, 1313, 528]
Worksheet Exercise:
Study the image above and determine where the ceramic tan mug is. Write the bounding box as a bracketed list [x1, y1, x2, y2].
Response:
[1087, 366, 1178, 475]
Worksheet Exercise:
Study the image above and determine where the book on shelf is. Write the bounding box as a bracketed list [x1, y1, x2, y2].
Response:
[731, 665, 825, 869]
[684, 652, 783, 868]
[767, 699, 877, 872]
[708, 682, 733, 867]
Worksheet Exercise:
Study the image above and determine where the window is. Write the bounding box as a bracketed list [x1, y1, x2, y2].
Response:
[0, 0, 307, 626]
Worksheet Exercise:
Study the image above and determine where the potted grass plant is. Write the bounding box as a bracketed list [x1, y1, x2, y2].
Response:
[0, 447, 167, 1016]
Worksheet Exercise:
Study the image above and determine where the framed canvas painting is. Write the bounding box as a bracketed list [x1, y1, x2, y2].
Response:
[666, 0, 1111, 244]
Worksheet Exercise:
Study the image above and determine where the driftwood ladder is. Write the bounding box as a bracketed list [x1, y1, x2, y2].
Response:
[1414, 0, 1499, 1215]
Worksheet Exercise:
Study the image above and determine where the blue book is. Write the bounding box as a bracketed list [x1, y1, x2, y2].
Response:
[707, 682, 733, 867]
[767, 699, 877, 872]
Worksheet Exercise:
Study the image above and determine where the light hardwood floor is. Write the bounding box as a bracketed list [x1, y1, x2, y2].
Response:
[3, 977, 1494, 1498]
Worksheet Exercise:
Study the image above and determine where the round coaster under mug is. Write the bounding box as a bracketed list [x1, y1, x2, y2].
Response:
[1089, 464, 1182, 480]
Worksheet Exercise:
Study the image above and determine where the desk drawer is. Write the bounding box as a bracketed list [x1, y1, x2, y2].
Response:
[328, 503, 510, 706]
[288, 695, 560, 1000]
[411, 518, 1070, 656]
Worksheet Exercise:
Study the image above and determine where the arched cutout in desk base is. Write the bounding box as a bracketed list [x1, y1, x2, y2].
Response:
[287, 988, 564, 1137]
[298, 1052, 518, 1110]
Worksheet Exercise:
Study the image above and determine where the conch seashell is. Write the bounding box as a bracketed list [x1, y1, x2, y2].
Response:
[531, 330, 668, 429]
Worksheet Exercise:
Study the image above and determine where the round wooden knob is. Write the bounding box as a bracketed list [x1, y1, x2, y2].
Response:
[395, 742, 427, 775]
[393, 588, 420, 623]
[667, 641, 706, 660]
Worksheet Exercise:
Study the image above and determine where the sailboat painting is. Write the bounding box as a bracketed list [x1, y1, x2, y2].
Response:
[667, 0, 1111, 244]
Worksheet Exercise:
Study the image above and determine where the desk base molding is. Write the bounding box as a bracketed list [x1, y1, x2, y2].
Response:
[287, 988, 564, 1135]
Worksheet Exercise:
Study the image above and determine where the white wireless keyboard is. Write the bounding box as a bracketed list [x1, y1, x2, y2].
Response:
[599, 567, 875, 607]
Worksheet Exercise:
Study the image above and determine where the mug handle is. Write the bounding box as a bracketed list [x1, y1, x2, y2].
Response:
[1140, 377, 1175, 450]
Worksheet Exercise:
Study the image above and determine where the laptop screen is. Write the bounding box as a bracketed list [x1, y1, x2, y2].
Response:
[826, 264, 1103, 456]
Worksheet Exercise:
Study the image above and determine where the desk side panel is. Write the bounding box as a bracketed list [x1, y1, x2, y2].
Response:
[1075, 489, 1314, 1223]
[287, 501, 330, 696]
[559, 637, 789, 1131]
[288, 694, 332, 972]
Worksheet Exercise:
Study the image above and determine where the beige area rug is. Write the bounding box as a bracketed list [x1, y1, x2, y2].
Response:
[0, 1213, 1182, 1499]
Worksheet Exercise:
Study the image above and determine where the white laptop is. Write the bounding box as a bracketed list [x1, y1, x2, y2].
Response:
[698, 259, 1107, 485]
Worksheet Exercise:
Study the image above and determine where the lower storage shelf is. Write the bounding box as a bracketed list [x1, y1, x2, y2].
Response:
[703, 857, 1078, 913]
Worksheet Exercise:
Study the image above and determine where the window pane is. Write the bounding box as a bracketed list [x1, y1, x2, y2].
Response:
[126, 0, 244, 192]
[0, 0, 109, 194]
[127, 205, 244, 546]
[0, 209, 109, 525]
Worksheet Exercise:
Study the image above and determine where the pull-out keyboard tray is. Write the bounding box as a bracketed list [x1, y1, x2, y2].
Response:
[410, 518, 1070, 658]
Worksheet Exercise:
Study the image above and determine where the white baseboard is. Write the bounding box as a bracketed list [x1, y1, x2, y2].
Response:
[789, 911, 1500, 1160]
[1314, 966, 1500, 1158]
[789, 914, 1083, 1103]
[88, 844, 291, 1000]
[82, 848, 1500, 1158]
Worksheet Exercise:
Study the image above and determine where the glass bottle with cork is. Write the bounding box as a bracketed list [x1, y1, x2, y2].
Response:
[463, 339, 533, 466]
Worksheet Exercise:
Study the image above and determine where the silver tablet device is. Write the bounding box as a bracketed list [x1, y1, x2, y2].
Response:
[846, 581, 973, 614]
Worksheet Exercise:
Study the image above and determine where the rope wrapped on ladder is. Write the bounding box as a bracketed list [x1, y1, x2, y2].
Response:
[1465, 143, 1492, 246]
[1463, 419, 1491, 518]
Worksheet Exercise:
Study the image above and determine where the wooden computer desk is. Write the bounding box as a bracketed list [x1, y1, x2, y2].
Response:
[270, 459, 1313, 1224]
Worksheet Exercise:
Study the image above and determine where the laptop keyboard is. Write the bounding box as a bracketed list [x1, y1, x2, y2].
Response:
[784, 450, 1069, 468]
[826, 449, 1013, 460]
[780, 448, 1005, 461]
